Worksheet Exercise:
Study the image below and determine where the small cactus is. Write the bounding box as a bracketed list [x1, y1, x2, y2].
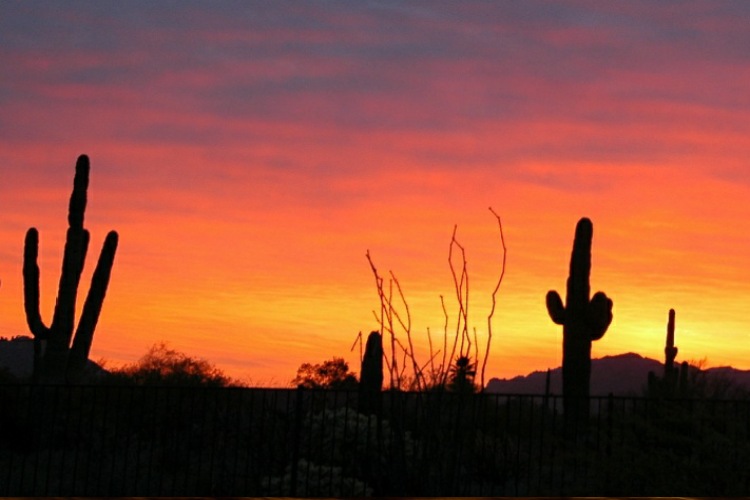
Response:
[546, 218, 613, 428]
[23, 155, 118, 383]
[648, 309, 685, 398]
[359, 331, 383, 414]
[664, 308, 678, 374]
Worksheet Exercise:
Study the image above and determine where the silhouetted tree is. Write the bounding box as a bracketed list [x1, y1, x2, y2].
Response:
[293, 357, 358, 389]
[110, 342, 233, 386]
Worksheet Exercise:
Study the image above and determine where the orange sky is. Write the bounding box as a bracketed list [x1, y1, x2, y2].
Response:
[2, 2, 750, 386]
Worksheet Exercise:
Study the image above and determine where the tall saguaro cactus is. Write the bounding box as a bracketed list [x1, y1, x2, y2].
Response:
[546, 218, 613, 429]
[23, 155, 118, 383]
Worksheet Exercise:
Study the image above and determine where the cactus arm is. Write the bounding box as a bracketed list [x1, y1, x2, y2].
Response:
[587, 291, 613, 340]
[68, 155, 89, 229]
[69, 231, 118, 377]
[22, 228, 50, 339]
[546, 290, 566, 325]
[78, 229, 90, 275]
[50, 159, 91, 346]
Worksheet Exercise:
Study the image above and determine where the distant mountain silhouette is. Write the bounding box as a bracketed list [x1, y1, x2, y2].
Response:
[486, 352, 750, 396]
[0, 336, 106, 380]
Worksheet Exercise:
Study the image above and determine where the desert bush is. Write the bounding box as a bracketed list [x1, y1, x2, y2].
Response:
[107, 342, 234, 387]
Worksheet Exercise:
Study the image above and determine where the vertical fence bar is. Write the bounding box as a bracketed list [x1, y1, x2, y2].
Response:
[549, 394, 558, 494]
[30, 385, 41, 495]
[23, 385, 33, 494]
[122, 384, 134, 495]
[524, 395, 541, 496]
[604, 393, 613, 495]
[246, 389, 255, 494]
[536, 393, 546, 495]
[206, 387, 218, 493]
[105, 382, 120, 496]
[84, 384, 96, 495]
[289, 388, 303, 496]
[2, 385, 17, 494]
[268, 389, 283, 494]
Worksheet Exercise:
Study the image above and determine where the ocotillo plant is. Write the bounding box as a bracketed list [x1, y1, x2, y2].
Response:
[546, 217, 613, 429]
[364, 207, 506, 392]
[359, 331, 383, 414]
[23, 154, 118, 383]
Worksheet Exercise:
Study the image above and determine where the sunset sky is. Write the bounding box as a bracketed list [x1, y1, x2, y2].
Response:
[2, 1, 750, 386]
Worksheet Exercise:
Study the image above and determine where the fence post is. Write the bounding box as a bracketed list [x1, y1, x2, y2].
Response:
[606, 393, 613, 457]
[289, 387, 305, 496]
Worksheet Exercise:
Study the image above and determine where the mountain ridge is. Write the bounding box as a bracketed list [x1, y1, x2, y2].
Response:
[486, 352, 750, 396]
[0, 335, 106, 380]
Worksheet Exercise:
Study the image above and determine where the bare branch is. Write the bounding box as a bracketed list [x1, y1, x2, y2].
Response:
[350, 330, 364, 364]
[390, 270, 424, 391]
[440, 294, 449, 383]
[473, 326, 479, 368]
[382, 345, 393, 375]
[482, 207, 507, 391]
[427, 327, 437, 383]
[387, 278, 398, 388]
[447, 226, 470, 383]
[367, 210, 506, 392]
[367, 250, 396, 388]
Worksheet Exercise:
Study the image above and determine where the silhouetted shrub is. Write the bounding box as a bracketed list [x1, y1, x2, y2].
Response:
[107, 342, 234, 387]
[447, 355, 478, 393]
[292, 357, 358, 389]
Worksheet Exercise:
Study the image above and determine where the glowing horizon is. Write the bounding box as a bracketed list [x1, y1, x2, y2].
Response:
[2, 2, 750, 386]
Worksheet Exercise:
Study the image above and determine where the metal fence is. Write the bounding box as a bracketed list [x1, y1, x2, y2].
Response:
[1, 383, 749, 495]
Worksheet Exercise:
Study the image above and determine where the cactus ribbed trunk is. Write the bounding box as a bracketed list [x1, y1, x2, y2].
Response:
[546, 218, 613, 431]
[23, 155, 118, 384]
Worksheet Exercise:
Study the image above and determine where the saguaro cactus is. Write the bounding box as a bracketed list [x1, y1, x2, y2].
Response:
[664, 308, 677, 374]
[649, 309, 685, 397]
[546, 218, 613, 429]
[23, 155, 118, 383]
[359, 331, 383, 414]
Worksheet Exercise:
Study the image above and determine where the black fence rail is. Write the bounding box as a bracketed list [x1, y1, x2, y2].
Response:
[1, 383, 749, 495]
